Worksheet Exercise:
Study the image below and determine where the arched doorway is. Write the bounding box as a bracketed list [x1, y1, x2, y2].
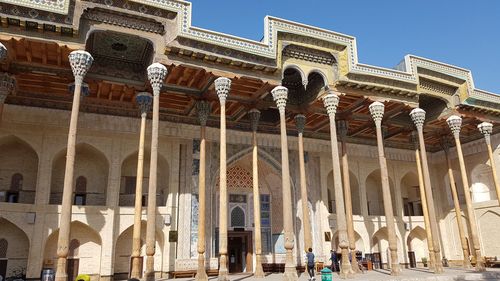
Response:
[50, 144, 109, 206]
[119, 150, 169, 206]
[0, 218, 29, 280]
[327, 170, 361, 215]
[212, 152, 282, 273]
[400, 172, 422, 216]
[470, 164, 495, 203]
[113, 221, 164, 280]
[44, 221, 102, 281]
[406, 226, 427, 267]
[0, 135, 39, 204]
[365, 169, 397, 216]
[371, 227, 402, 269]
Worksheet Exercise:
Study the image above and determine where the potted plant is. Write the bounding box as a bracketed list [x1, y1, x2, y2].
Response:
[421, 257, 428, 267]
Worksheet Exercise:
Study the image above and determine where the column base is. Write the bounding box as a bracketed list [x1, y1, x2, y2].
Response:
[218, 255, 229, 281]
[254, 255, 265, 278]
[390, 263, 401, 276]
[55, 257, 67, 281]
[130, 256, 142, 279]
[350, 250, 361, 274]
[282, 266, 298, 281]
[475, 259, 486, 272]
[463, 258, 473, 270]
[339, 263, 354, 279]
[195, 254, 208, 281]
[144, 255, 155, 281]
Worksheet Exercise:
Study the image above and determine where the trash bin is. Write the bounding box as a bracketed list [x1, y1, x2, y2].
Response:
[321, 267, 333, 281]
[75, 274, 90, 281]
[41, 268, 55, 281]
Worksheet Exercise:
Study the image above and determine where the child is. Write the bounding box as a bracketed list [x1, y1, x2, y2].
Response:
[306, 248, 315, 280]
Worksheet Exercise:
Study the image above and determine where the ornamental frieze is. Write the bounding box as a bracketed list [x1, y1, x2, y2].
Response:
[81, 7, 165, 34]
[419, 78, 458, 96]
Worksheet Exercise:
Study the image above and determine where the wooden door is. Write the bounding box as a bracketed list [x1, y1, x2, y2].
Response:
[228, 237, 243, 273]
[0, 260, 7, 281]
[408, 251, 416, 268]
[66, 258, 79, 281]
[372, 253, 382, 269]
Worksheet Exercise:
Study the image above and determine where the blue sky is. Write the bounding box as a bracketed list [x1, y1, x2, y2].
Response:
[189, 0, 500, 93]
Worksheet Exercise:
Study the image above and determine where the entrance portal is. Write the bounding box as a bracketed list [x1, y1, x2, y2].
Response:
[228, 231, 253, 274]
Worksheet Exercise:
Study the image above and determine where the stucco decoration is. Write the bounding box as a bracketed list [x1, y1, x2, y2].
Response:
[2, 0, 71, 15]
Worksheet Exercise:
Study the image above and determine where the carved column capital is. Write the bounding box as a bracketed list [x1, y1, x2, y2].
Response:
[196, 100, 211, 127]
[478, 122, 493, 144]
[0, 73, 15, 103]
[322, 92, 339, 117]
[369, 101, 385, 126]
[294, 114, 306, 134]
[271, 86, 288, 114]
[337, 119, 349, 140]
[409, 108, 426, 131]
[147, 63, 167, 95]
[0, 42, 7, 61]
[446, 115, 462, 138]
[215, 77, 231, 105]
[248, 108, 261, 132]
[136, 92, 153, 116]
[68, 50, 93, 84]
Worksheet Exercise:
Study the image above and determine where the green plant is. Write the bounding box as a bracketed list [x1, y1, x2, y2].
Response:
[421, 257, 428, 264]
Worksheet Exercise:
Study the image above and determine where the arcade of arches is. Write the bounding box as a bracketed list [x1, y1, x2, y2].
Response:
[1, 1, 500, 280]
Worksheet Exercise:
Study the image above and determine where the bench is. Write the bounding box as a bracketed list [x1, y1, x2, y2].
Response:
[485, 257, 500, 268]
[207, 269, 219, 276]
[172, 270, 196, 278]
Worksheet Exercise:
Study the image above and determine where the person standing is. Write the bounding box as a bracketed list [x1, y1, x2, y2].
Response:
[330, 250, 338, 272]
[306, 248, 315, 280]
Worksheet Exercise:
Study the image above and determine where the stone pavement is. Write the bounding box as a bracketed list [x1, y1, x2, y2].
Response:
[161, 268, 500, 281]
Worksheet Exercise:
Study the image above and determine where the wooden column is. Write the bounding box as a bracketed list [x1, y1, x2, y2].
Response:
[368, 101, 400, 275]
[215, 77, 231, 281]
[446, 115, 485, 271]
[249, 109, 265, 278]
[441, 138, 472, 269]
[409, 108, 443, 273]
[337, 119, 360, 273]
[478, 122, 500, 205]
[0, 73, 15, 122]
[195, 101, 211, 281]
[145, 63, 168, 281]
[323, 93, 353, 278]
[271, 86, 298, 281]
[55, 51, 93, 281]
[295, 114, 312, 254]
[410, 132, 435, 271]
[131, 92, 153, 279]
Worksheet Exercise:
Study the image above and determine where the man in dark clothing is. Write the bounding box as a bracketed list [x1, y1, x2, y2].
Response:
[330, 250, 338, 272]
[306, 248, 315, 280]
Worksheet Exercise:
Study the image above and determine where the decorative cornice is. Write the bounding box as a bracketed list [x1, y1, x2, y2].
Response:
[2, 0, 499, 112]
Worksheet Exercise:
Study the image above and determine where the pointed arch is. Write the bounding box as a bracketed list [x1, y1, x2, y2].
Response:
[400, 171, 422, 216]
[113, 221, 164, 279]
[365, 169, 396, 216]
[0, 217, 30, 278]
[230, 206, 246, 227]
[470, 163, 495, 203]
[50, 143, 109, 206]
[0, 135, 39, 204]
[119, 149, 170, 206]
[44, 221, 102, 276]
[282, 64, 306, 84]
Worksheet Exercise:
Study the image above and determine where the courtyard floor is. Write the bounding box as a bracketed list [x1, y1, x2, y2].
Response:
[162, 268, 500, 281]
